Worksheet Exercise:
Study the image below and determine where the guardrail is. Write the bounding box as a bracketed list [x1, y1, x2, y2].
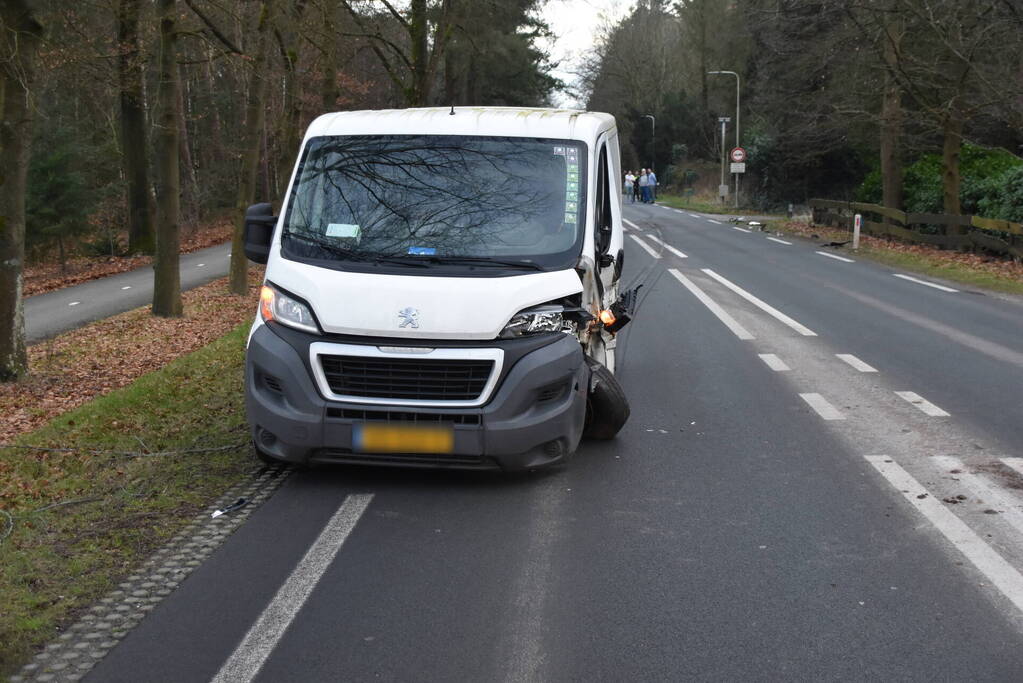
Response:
[808, 199, 1023, 259]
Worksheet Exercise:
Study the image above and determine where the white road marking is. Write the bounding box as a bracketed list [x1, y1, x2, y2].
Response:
[1002, 458, 1023, 478]
[895, 391, 950, 417]
[758, 353, 791, 371]
[669, 269, 754, 340]
[866, 455, 1023, 616]
[197, 263, 206, 267]
[707, 219, 722, 225]
[766, 237, 792, 245]
[836, 354, 877, 373]
[659, 205, 672, 210]
[732, 226, 752, 233]
[815, 251, 855, 263]
[672, 209, 685, 214]
[622, 218, 642, 231]
[212, 494, 374, 683]
[893, 273, 959, 293]
[700, 269, 817, 336]
[688, 213, 701, 218]
[68, 301, 80, 307]
[799, 393, 845, 420]
[933, 455, 1023, 537]
[121, 286, 132, 290]
[644, 234, 687, 258]
[628, 234, 660, 259]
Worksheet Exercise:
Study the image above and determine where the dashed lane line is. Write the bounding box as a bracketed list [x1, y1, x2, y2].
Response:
[836, 354, 878, 373]
[732, 226, 752, 233]
[893, 273, 959, 293]
[669, 269, 754, 341]
[815, 250, 855, 263]
[644, 234, 687, 259]
[622, 218, 642, 231]
[700, 268, 817, 337]
[672, 209, 685, 214]
[212, 494, 374, 683]
[866, 455, 1023, 617]
[197, 263, 206, 267]
[121, 285, 132, 290]
[895, 391, 950, 417]
[707, 219, 723, 225]
[932, 455, 1023, 537]
[628, 233, 661, 259]
[799, 393, 845, 420]
[68, 301, 80, 307]
[766, 237, 792, 245]
[688, 213, 701, 218]
[758, 353, 791, 372]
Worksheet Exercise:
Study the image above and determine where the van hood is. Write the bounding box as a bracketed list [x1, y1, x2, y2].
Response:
[268, 260, 584, 340]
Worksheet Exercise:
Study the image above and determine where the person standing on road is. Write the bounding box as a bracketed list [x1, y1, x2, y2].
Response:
[648, 168, 658, 202]
[632, 172, 640, 203]
[638, 169, 650, 203]
[624, 171, 636, 202]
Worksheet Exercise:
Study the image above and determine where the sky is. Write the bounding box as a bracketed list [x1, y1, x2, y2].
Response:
[538, 0, 634, 108]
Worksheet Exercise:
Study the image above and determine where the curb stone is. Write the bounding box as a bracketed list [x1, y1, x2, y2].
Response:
[16, 464, 291, 683]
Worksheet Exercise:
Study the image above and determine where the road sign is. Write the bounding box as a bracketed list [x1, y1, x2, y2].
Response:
[718, 184, 730, 197]
[730, 162, 746, 174]
[730, 147, 747, 163]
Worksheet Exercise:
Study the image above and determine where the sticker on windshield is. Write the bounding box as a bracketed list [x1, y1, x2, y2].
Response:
[408, 246, 436, 255]
[326, 223, 361, 241]
[564, 213, 577, 224]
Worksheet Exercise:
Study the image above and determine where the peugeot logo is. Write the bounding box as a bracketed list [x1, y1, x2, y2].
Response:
[398, 307, 420, 329]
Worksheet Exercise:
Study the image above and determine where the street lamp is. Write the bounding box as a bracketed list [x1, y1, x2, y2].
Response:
[708, 70, 740, 207]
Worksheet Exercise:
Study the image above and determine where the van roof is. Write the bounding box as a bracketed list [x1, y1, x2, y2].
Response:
[305, 107, 616, 143]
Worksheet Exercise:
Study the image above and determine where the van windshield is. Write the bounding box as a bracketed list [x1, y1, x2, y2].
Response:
[280, 135, 587, 272]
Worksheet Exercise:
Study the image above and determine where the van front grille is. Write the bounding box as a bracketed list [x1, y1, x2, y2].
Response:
[319, 355, 493, 401]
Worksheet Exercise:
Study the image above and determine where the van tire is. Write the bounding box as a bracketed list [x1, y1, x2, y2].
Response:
[583, 361, 630, 440]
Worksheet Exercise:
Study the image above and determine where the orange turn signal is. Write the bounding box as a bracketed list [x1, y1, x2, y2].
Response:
[598, 309, 616, 326]
[259, 285, 275, 321]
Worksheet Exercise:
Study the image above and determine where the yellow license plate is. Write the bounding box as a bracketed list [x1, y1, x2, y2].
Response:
[354, 424, 454, 454]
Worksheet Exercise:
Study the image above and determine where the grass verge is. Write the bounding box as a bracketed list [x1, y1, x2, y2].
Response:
[770, 220, 1023, 296]
[655, 192, 784, 217]
[0, 323, 255, 677]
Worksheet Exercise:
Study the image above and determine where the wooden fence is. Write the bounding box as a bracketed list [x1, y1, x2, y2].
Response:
[809, 199, 1023, 260]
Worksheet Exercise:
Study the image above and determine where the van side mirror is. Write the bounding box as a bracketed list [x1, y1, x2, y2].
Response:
[244, 202, 277, 264]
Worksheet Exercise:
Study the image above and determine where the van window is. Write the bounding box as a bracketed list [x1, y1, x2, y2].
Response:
[594, 144, 612, 255]
[281, 135, 588, 273]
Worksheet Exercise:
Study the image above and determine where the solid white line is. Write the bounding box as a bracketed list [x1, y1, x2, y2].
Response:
[659, 205, 672, 210]
[893, 273, 959, 293]
[766, 237, 792, 245]
[758, 353, 791, 372]
[799, 393, 845, 420]
[815, 251, 855, 263]
[622, 218, 642, 231]
[668, 269, 754, 340]
[121, 286, 132, 290]
[707, 219, 722, 225]
[212, 494, 374, 683]
[895, 391, 950, 417]
[701, 269, 817, 336]
[1002, 458, 1023, 478]
[933, 455, 1023, 537]
[628, 233, 660, 259]
[732, 226, 752, 233]
[644, 234, 687, 258]
[836, 354, 877, 373]
[68, 301, 80, 307]
[866, 455, 1023, 616]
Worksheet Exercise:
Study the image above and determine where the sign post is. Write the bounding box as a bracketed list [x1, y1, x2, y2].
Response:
[718, 117, 731, 203]
[729, 148, 747, 208]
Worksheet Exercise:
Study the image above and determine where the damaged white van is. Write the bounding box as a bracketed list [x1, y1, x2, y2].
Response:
[243, 107, 635, 470]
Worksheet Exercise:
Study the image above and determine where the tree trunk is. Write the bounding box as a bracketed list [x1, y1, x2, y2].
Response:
[279, 0, 308, 175]
[409, 0, 429, 104]
[118, 0, 155, 255]
[941, 113, 963, 218]
[229, 0, 274, 296]
[0, 1, 43, 381]
[879, 13, 903, 222]
[153, 0, 182, 317]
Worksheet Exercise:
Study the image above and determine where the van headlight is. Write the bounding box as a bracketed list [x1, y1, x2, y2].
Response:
[259, 285, 320, 334]
[499, 307, 564, 338]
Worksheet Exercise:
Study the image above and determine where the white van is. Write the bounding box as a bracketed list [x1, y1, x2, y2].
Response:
[243, 107, 634, 470]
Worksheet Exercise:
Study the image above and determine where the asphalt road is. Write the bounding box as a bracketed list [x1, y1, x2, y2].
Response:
[83, 204, 1023, 681]
[24, 242, 232, 343]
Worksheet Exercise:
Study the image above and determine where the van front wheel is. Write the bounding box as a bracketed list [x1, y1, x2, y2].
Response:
[583, 361, 630, 440]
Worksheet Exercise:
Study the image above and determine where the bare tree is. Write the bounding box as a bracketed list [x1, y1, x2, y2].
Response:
[0, 0, 44, 381]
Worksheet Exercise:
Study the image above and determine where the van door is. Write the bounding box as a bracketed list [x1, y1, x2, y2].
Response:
[593, 134, 624, 300]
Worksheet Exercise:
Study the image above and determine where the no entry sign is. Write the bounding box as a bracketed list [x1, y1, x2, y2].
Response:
[730, 147, 747, 163]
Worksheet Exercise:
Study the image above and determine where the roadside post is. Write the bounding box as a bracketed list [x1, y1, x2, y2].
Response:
[730, 147, 747, 209]
[853, 213, 862, 250]
[718, 117, 730, 203]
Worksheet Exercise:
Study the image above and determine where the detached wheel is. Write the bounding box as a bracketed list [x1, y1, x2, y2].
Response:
[583, 360, 630, 440]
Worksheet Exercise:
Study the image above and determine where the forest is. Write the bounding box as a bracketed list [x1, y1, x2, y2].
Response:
[2, 0, 1023, 380]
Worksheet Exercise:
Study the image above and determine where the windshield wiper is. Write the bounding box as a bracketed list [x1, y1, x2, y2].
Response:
[414, 255, 546, 271]
[283, 232, 427, 268]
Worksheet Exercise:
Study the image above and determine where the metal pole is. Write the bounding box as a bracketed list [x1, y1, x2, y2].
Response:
[709, 70, 741, 207]
[719, 118, 727, 204]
